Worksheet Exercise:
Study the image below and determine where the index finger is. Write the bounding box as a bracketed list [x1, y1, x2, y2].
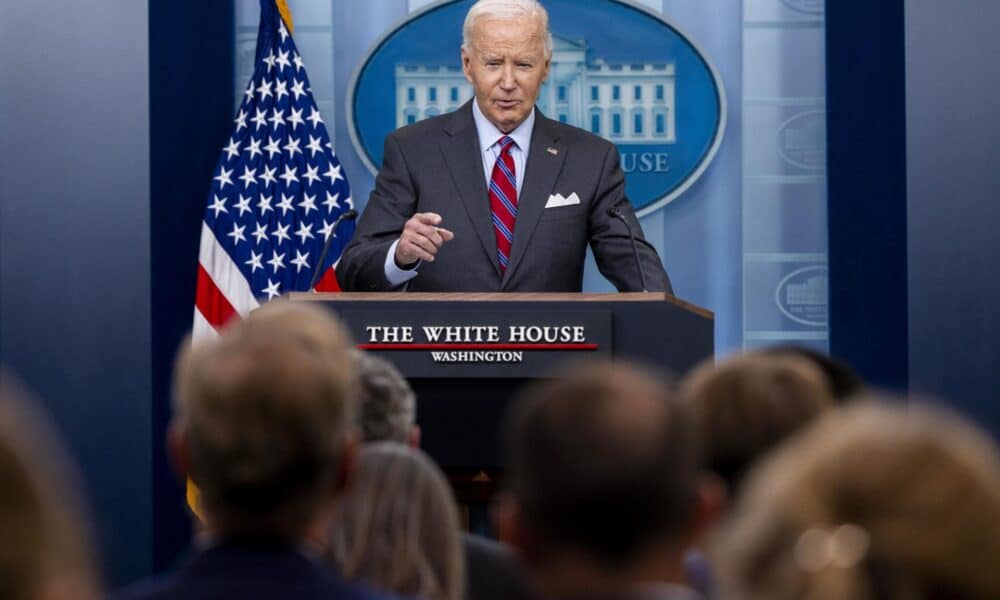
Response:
[412, 212, 443, 226]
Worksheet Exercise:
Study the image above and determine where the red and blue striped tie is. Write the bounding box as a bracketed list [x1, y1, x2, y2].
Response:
[489, 136, 518, 273]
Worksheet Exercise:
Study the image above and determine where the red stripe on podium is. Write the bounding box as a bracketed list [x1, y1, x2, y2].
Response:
[357, 343, 598, 351]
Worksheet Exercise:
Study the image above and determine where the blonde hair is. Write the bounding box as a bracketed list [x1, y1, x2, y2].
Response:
[174, 303, 357, 537]
[0, 371, 98, 600]
[681, 351, 834, 492]
[462, 0, 553, 58]
[712, 401, 1000, 600]
[328, 443, 464, 600]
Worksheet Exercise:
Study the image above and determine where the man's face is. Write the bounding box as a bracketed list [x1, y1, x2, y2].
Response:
[462, 15, 550, 134]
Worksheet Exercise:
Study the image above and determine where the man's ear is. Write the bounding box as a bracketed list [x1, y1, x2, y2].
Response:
[408, 424, 421, 449]
[335, 430, 360, 494]
[461, 47, 473, 83]
[688, 473, 728, 547]
[166, 420, 191, 482]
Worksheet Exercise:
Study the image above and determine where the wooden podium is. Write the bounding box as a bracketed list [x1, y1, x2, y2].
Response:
[290, 292, 713, 471]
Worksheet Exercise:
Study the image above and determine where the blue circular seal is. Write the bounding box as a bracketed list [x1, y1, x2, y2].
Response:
[348, 0, 726, 216]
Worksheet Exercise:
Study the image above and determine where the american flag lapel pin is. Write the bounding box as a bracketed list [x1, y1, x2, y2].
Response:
[547, 147, 558, 156]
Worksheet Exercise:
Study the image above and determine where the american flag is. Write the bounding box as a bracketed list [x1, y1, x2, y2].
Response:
[193, 1, 353, 337]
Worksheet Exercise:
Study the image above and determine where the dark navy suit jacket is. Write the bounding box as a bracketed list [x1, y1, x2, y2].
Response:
[110, 540, 396, 600]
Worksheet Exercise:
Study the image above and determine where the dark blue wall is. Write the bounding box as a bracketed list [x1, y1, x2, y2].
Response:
[827, 0, 999, 437]
[904, 1, 1000, 437]
[0, 1, 152, 585]
[825, 0, 909, 392]
[149, 0, 235, 572]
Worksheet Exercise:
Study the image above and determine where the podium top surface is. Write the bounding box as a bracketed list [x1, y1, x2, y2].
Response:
[288, 291, 713, 319]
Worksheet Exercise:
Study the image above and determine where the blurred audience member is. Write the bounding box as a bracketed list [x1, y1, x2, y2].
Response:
[0, 371, 99, 600]
[353, 350, 419, 446]
[680, 351, 835, 596]
[499, 360, 715, 600]
[763, 345, 864, 402]
[681, 351, 834, 495]
[186, 301, 368, 523]
[350, 349, 533, 600]
[713, 401, 1000, 600]
[328, 442, 464, 600]
[114, 304, 392, 599]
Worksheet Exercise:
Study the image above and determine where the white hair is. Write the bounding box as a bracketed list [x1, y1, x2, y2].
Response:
[462, 0, 553, 59]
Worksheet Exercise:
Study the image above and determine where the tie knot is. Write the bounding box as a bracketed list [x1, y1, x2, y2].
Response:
[497, 136, 515, 154]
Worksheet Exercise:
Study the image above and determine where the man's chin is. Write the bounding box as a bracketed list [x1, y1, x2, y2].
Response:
[488, 110, 526, 133]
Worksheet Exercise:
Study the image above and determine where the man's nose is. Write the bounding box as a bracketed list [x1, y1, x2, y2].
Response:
[499, 64, 516, 89]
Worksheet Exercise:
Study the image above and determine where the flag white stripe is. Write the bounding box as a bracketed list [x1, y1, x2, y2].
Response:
[197, 220, 260, 318]
[191, 307, 220, 341]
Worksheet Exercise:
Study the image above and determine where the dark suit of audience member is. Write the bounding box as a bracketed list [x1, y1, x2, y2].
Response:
[499, 360, 715, 600]
[464, 533, 536, 600]
[113, 541, 385, 600]
[112, 304, 396, 600]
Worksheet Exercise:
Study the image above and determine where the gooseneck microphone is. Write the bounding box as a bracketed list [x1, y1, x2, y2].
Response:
[607, 205, 649, 292]
[308, 209, 358, 290]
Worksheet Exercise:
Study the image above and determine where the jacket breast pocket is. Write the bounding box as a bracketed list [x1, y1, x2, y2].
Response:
[538, 202, 587, 223]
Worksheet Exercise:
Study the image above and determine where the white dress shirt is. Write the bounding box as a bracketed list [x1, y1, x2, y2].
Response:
[383, 101, 537, 286]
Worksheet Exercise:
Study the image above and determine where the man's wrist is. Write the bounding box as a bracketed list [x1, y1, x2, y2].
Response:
[394, 254, 419, 270]
[384, 239, 420, 286]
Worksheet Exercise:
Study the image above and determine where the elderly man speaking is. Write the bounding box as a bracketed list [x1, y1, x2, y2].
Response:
[337, 0, 671, 293]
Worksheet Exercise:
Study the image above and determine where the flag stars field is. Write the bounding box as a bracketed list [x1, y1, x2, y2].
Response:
[195, 15, 354, 335]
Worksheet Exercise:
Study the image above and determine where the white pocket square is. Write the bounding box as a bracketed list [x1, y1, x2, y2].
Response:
[545, 192, 580, 208]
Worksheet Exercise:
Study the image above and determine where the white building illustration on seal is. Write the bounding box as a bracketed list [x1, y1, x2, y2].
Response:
[394, 36, 676, 144]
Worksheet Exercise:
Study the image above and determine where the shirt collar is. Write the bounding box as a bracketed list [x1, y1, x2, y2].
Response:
[472, 99, 535, 155]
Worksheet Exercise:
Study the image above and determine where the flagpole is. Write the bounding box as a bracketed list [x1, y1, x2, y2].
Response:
[275, 0, 294, 35]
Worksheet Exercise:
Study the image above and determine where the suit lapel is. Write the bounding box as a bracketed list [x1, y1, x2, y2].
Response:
[440, 102, 500, 276]
[501, 113, 565, 289]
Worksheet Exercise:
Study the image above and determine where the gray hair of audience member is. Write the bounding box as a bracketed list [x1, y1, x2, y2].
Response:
[0, 370, 99, 600]
[327, 442, 464, 600]
[173, 303, 357, 538]
[712, 401, 1000, 600]
[503, 360, 699, 565]
[352, 350, 416, 443]
[680, 351, 834, 494]
[461, 0, 553, 59]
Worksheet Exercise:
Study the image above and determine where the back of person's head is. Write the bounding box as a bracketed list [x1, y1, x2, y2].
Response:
[0, 371, 98, 600]
[713, 401, 1000, 600]
[762, 345, 865, 402]
[328, 442, 463, 600]
[351, 350, 417, 444]
[503, 360, 699, 567]
[681, 351, 834, 494]
[172, 303, 357, 539]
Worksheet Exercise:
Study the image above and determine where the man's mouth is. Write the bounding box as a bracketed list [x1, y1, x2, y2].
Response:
[495, 99, 520, 109]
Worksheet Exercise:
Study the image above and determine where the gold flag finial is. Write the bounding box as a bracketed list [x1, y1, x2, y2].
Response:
[276, 0, 294, 35]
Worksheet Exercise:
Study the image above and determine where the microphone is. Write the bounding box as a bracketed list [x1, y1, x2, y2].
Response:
[308, 209, 358, 290]
[607, 204, 649, 292]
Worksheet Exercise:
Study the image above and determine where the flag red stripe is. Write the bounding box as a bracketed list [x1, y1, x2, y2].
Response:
[313, 267, 341, 292]
[195, 263, 238, 329]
